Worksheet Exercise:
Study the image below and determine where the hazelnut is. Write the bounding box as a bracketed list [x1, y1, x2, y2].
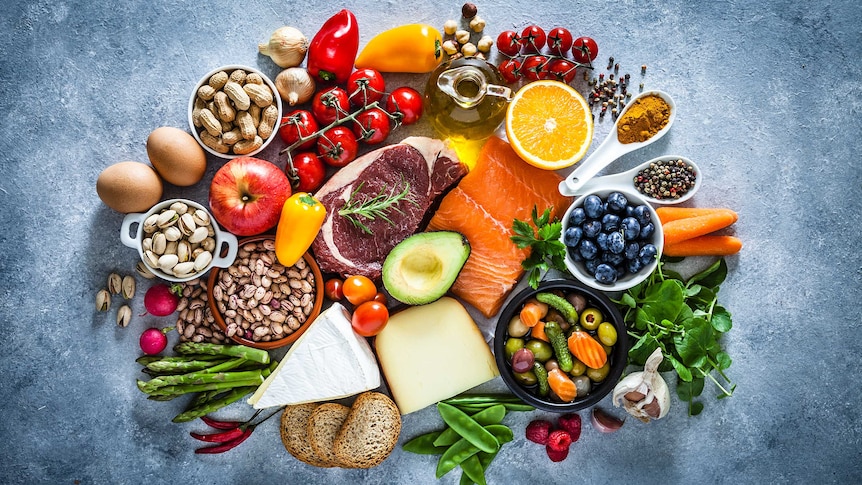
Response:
[443, 19, 458, 36]
[462, 2, 478, 19]
[469, 17, 486, 33]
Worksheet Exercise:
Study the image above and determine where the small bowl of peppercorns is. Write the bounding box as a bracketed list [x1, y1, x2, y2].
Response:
[571, 155, 702, 206]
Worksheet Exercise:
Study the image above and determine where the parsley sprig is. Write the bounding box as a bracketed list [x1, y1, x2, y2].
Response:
[511, 206, 568, 289]
[614, 258, 736, 416]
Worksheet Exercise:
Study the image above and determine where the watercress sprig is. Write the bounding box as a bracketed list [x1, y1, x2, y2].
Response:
[511, 206, 568, 289]
[614, 258, 736, 416]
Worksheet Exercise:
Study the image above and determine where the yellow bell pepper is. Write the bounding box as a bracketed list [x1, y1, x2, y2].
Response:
[275, 192, 327, 267]
[355, 24, 443, 73]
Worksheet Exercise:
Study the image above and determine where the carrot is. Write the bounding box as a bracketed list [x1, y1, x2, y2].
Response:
[547, 368, 577, 402]
[664, 235, 743, 257]
[662, 211, 739, 245]
[567, 331, 607, 369]
[531, 321, 549, 342]
[655, 207, 738, 225]
[519, 299, 548, 328]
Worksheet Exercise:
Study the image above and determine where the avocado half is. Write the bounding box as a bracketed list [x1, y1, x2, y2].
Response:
[382, 231, 471, 305]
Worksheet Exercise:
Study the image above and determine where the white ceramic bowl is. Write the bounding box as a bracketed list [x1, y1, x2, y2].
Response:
[120, 198, 238, 283]
[187, 64, 283, 159]
[561, 188, 663, 292]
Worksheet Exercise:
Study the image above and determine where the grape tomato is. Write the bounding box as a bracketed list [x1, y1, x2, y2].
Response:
[342, 275, 377, 305]
[351, 301, 389, 337]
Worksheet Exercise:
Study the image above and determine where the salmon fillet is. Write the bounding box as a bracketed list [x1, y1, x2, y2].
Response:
[427, 137, 572, 317]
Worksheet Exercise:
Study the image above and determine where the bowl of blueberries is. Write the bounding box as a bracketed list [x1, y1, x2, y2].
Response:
[561, 189, 663, 291]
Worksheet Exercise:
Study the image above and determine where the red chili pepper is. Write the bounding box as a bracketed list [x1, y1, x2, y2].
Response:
[307, 9, 359, 84]
[200, 415, 241, 430]
[194, 428, 254, 454]
[190, 427, 245, 443]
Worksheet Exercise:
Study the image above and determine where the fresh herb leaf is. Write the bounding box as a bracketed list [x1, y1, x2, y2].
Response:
[711, 305, 733, 332]
[510, 206, 568, 289]
[338, 179, 417, 235]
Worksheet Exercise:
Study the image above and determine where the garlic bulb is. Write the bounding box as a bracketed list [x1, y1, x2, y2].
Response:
[275, 68, 316, 106]
[612, 348, 671, 422]
[259, 26, 308, 68]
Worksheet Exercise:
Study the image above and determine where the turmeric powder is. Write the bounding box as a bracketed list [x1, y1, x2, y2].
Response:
[616, 94, 671, 144]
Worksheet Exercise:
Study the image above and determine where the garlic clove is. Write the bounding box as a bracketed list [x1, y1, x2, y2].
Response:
[591, 407, 624, 433]
[613, 347, 671, 422]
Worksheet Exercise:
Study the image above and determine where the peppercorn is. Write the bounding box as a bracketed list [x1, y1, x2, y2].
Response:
[634, 159, 697, 200]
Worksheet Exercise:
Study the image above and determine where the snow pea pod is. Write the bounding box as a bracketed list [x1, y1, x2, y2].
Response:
[433, 405, 506, 447]
[436, 402, 499, 454]
[403, 430, 447, 455]
[460, 455, 486, 485]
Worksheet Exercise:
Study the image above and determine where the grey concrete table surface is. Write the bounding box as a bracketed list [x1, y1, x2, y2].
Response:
[1, 0, 860, 483]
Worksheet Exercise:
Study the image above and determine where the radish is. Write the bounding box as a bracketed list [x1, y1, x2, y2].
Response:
[144, 284, 182, 316]
[140, 327, 173, 355]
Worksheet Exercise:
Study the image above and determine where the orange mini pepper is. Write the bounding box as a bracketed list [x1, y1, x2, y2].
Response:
[275, 192, 326, 266]
[354, 24, 443, 73]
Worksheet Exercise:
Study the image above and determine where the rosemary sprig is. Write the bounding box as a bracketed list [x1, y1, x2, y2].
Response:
[338, 179, 416, 235]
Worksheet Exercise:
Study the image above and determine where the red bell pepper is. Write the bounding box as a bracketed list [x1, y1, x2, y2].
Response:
[307, 9, 359, 84]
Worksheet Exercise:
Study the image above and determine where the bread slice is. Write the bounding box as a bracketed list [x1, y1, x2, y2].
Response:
[307, 403, 352, 468]
[333, 392, 401, 469]
[280, 403, 332, 468]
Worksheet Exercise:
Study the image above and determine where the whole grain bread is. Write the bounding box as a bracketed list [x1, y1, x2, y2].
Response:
[333, 392, 401, 469]
[280, 403, 332, 468]
[307, 403, 352, 468]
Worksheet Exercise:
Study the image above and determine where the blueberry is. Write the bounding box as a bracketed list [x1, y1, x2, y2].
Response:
[627, 257, 644, 274]
[596, 232, 609, 251]
[583, 195, 604, 219]
[625, 205, 636, 217]
[583, 220, 603, 238]
[608, 231, 625, 254]
[621, 217, 641, 240]
[579, 239, 598, 260]
[639, 244, 658, 266]
[639, 222, 655, 240]
[607, 192, 628, 212]
[584, 258, 601, 275]
[568, 245, 584, 262]
[568, 207, 587, 226]
[595, 263, 618, 284]
[633, 205, 652, 226]
[602, 213, 621, 232]
[602, 252, 625, 266]
[624, 241, 640, 260]
[563, 226, 583, 248]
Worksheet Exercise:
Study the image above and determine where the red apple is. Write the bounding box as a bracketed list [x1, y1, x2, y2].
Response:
[209, 156, 292, 236]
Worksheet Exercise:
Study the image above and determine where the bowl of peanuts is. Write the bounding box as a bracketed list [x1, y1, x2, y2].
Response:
[188, 64, 283, 159]
[206, 236, 324, 350]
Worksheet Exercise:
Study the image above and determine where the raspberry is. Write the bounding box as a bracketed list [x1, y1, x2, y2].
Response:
[525, 419, 552, 445]
[545, 430, 572, 462]
[557, 413, 582, 442]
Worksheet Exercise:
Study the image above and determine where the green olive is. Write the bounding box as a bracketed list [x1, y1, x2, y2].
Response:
[586, 361, 611, 382]
[504, 338, 525, 360]
[573, 375, 591, 397]
[579, 308, 604, 330]
[507, 316, 530, 338]
[525, 339, 554, 362]
[568, 358, 587, 377]
[513, 370, 538, 386]
[602, 343, 613, 356]
[598, 322, 617, 346]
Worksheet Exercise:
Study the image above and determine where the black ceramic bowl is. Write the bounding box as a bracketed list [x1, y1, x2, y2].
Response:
[493, 279, 629, 412]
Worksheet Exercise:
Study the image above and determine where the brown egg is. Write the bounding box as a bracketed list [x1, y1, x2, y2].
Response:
[96, 161, 163, 213]
[146, 126, 207, 186]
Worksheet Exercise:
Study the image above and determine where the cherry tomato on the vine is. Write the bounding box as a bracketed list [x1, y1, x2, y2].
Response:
[317, 126, 359, 168]
[519, 25, 546, 54]
[312, 86, 350, 125]
[351, 301, 389, 337]
[347, 68, 386, 108]
[547, 58, 578, 84]
[521, 55, 549, 81]
[572, 36, 599, 64]
[279, 110, 319, 150]
[385, 87, 423, 125]
[496, 30, 521, 56]
[324, 278, 344, 301]
[498, 58, 522, 84]
[352, 108, 391, 145]
[286, 152, 326, 193]
[342, 275, 377, 306]
[547, 27, 573, 57]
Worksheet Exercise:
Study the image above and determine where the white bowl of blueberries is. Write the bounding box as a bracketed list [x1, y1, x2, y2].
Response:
[561, 189, 663, 291]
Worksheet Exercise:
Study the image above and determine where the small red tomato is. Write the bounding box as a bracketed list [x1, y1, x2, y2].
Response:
[343, 275, 377, 306]
[324, 278, 344, 301]
[372, 292, 387, 305]
[547, 58, 577, 84]
[519, 25, 546, 53]
[351, 301, 389, 337]
[498, 58, 522, 84]
[572, 36, 599, 64]
[352, 108, 391, 145]
[347, 68, 386, 107]
[317, 126, 359, 168]
[496, 30, 521, 56]
[546, 27, 573, 57]
[286, 152, 326, 192]
[312, 86, 350, 125]
[385, 87, 423, 125]
[279, 110, 319, 150]
[521, 55, 549, 81]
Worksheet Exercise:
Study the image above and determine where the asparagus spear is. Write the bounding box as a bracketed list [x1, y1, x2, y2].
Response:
[171, 386, 259, 423]
[145, 359, 232, 374]
[138, 378, 264, 397]
[202, 358, 249, 374]
[139, 370, 266, 393]
[173, 342, 270, 364]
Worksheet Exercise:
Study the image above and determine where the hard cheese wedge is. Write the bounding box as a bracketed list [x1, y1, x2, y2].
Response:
[248, 303, 380, 409]
[375, 297, 499, 415]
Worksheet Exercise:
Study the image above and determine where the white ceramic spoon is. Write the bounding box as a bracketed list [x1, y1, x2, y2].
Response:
[570, 155, 702, 205]
[559, 90, 677, 196]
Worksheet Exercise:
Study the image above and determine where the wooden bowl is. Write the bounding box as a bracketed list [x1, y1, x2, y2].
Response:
[207, 235, 323, 350]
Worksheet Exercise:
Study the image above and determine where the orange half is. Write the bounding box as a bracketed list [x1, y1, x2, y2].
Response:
[505, 80, 594, 170]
